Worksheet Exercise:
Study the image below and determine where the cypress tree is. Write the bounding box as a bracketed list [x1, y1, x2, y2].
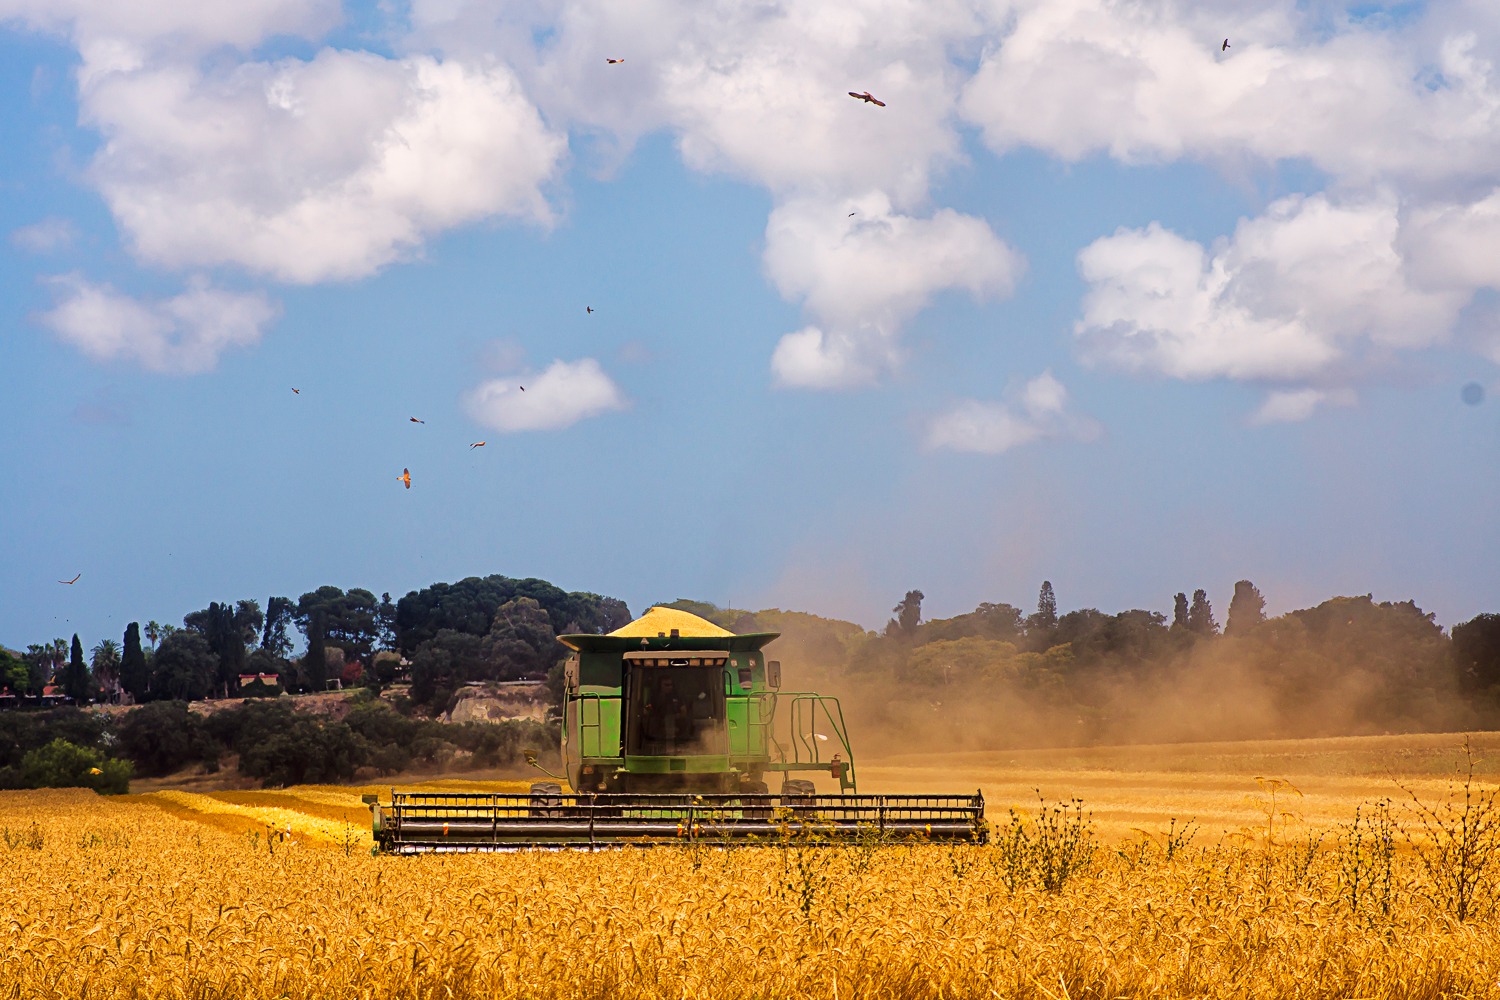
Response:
[1171, 592, 1189, 631]
[65, 634, 88, 704]
[121, 623, 147, 704]
[1188, 589, 1219, 636]
[1225, 580, 1267, 636]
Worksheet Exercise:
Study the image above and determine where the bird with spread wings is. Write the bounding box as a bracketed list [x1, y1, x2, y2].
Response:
[848, 91, 885, 106]
[398, 468, 411, 489]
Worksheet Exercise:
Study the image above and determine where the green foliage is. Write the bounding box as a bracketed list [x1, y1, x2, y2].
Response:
[150, 631, 218, 702]
[116, 701, 216, 776]
[1188, 588, 1218, 636]
[482, 596, 562, 681]
[296, 587, 379, 667]
[65, 634, 88, 704]
[992, 792, 1098, 893]
[394, 574, 629, 654]
[1225, 580, 1267, 636]
[21, 739, 131, 794]
[885, 590, 924, 639]
[1454, 613, 1500, 694]
[120, 623, 148, 704]
[0, 647, 29, 695]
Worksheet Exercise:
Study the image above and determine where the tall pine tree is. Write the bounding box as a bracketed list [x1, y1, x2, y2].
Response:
[1028, 581, 1059, 639]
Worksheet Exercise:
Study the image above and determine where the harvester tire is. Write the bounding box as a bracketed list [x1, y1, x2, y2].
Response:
[780, 778, 817, 817]
[741, 780, 771, 820]
[528, 781, 563, 818]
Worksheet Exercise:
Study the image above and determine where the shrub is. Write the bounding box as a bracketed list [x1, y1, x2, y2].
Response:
[21, 739, 130, 795]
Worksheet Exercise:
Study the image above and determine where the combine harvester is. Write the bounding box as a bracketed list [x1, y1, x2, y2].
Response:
[369, 607, 985, 851]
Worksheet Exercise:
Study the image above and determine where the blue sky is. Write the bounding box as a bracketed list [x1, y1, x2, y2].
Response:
[1, 0, 1497, 654]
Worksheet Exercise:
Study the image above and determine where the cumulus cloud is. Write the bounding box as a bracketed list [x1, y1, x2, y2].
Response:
[81, 51, 564, 283]
[1075, 195, 1469, 384]
[959, 0, 1500, 190]
[0, 0, 339, 58]
[766, 195, 1023, 388]
[462, 358, 627, 432]
[1249, 387, 1357, 426]
[10, 218, 77, 254]
[926, 371, 1099, 454]
[38, 274, 278, 374]
[408, 0, 979, 203]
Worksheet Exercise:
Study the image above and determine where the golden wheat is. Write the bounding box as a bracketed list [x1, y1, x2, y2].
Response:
[3, 780, 1500, 1000]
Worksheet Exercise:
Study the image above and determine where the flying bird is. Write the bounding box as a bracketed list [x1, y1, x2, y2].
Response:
[586, 306, 594, 314]
[58, 574, 81, 585]
[848, 212, 857, 217]
[291, 388, 300, 394]
[519, 386, 526, 392]
[88, 767, 102, 776]
[409, 417, 425, 424]
[848, 91, 885, 106]
[606, 58, 624, 64]
[1222, 38, 1230, 50]
[398, 468, 411, 489]
[470, 441, 486, 449]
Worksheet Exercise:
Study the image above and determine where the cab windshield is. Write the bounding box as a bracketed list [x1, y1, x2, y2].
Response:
[627, 667, 727, 756]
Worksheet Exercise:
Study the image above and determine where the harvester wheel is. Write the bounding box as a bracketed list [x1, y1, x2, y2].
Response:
[528, 781, 563, 818]
[741, 780, 770, 820]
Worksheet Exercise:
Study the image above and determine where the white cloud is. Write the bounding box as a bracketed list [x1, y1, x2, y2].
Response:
[1249, 387, 1357, 425]
[766, 194, 1023, 388]
[38, 274, 278, 374]
[926, 371, 1099, 454]
[0, 0, 339, 54]
[1075, 195, 1469, 383]
[959, 1, 1500, 190]
[408, 0, 979, 204]
[10, 218, 77, 254]
[462, 358, 627, 432]
[82, 51, 565, 283]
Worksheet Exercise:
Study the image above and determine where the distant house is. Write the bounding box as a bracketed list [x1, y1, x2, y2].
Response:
[39, 683, 67, 707]
[0, 688, 18, 710]
[238, 673, 281, 691]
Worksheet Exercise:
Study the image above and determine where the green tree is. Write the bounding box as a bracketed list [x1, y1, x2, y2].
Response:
[21, 739, 131, 795]
[302, 609, 328, 692]
[0, 648, 29, 695]
[65, 635, 88, 704]
[1171, 592, 1189, 632]
[886, 590, 925, 639]
[296, 587, 379, 666]
[1454, 613, 1500, 694]
[151, 632, 218, 702]
[121, 623, 148, 704]
[1027, 581, 1059, 647]
[1225, 580, 1268, 636]
[144, 621, 162, 650]
[116, 701, 216, 776]
[90, 639, 121, 703]
[261, 596, 297, 657]
[1188, 589, 1218, 636]
[482, 597, 562, 680]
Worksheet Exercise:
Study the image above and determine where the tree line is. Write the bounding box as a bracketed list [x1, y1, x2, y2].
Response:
[662, 583, 1500, 749]
[0, 576, 630, 714]
[0, 696, 557, 793]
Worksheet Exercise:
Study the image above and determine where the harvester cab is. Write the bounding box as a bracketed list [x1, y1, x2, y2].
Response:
[369, 607, 984, 851]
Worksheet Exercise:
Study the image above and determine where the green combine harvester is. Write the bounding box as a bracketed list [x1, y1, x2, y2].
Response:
[368, 607, 985, 851]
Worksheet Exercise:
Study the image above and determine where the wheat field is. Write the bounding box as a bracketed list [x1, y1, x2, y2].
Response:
[4, 733, 1500, 999]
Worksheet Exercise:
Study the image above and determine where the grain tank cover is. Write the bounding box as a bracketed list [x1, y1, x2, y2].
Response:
[560, 606, 779, 653]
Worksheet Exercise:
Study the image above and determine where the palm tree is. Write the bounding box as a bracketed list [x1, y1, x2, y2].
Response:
[91, 639, 121, 703]
[145, 621, 161, 650]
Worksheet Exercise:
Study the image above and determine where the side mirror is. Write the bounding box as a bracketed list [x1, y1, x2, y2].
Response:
[767, 660, 781, 689]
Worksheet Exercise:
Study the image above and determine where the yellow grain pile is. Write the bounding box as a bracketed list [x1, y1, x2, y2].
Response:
[3, 786, 1500, 999]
